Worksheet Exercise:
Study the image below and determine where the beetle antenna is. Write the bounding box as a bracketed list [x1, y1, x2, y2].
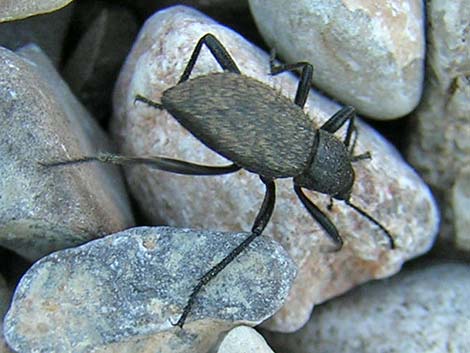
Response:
[344, 200, 395, 249]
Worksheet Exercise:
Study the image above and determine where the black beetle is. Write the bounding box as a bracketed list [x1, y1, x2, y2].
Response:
[45, 33, 395, 328]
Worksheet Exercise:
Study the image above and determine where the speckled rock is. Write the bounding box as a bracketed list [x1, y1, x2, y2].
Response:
[0, 0, 74, 22]
[248, 0, 425, 119]
[216, 326, 274, 353]
[63, 4, 138, 121]
[4, 226, 296, 353]
[407, 0, 470, 255]
[0, 275, 13, 353]
[453, 166, 470, 252]
[262, 262, 470, 353]
[0, 45, 134, 261]
[112, 6, 438, 331]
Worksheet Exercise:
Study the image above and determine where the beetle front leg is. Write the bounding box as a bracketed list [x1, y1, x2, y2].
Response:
[178, 33, 241, 83]
[294, 184, 343, 251]
[269, 50, 313, 109]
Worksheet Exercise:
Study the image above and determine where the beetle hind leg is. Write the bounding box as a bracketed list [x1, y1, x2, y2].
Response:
[178, 33, 241, 83]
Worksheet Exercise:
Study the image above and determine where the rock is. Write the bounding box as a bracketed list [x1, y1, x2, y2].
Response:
[63, 4, 138, 121]
[0, 0, 74, 22]
[406, 0, 470, 255]
[262, 262, 470, 353]
[112, 5, 438, 331]
[0, 3, 74, 66]
[0, 275, 14, 353]
[248, 0, 425, 119]
[3, 226, 296, 353]
[0, 45, 134, 261]
[453, 166, 470, 252]
[216, 326, 274, 353]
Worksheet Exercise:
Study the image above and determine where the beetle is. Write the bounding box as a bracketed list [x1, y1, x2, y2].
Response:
[45, 33, 395, 328]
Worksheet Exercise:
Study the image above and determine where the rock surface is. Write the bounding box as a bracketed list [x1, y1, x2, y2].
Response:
[0, 4, 74, 66]
[248, 0, 425, 119]
[407, 0, 470, 255]
[111, 5, 438, 332]
[216, 326, 274, 353]
[262, 262, 470, 353]
[63, 4, 138, 121]
[0, 275, 13, 353]
[0, 45, 134, 261]
[0, 0, 74, 22]
[4, 226, 296, 353]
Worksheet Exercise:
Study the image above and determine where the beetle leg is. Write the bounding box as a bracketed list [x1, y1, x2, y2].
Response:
[294, 184, 343, 251]
[269, 51, 313, 109]
[178, 33, 241, 83]
[172, 176, 276, 328]
[39, 153, 241, 176]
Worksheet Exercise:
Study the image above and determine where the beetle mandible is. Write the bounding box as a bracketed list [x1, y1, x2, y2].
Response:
[45, 33, 395, 328]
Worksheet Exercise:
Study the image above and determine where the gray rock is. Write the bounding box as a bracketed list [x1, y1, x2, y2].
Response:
[248, 0, 425, 119]
[0, 275, 13, 353]
[407, 0, 470, 255]
[453, 166, 470, 252]
[63, 4, 138, 121]
[0, 45, 134, 261]
[262, 262, 470, 353]
[0, 4, 74, 66]
[215, 326, 274, 353]
[0, 0, 73, 22]
[111, 5, 438, 331]
[4, 226, 296, 353]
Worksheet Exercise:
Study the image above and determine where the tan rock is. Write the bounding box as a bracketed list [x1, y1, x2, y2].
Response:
[0, 0, 74, 22]
[112, 6, 438, 331]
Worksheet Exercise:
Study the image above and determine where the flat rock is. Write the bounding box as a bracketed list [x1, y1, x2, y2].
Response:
[262, 262, 470, 353]
[216, 326, 274, 353]
[0, 0, 74, 22]
[406, 0, 470, 255]
[112, 5, 438, 331]
[0, 45, 134, 261]
[4, 226, 296, 353]
[249, 0, 425, 119]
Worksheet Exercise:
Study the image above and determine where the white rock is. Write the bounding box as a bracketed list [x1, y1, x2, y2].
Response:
[112, 5, 438, 331]
[262, 262, 470, 353]
[216, 326, 274, 353]
[407, 0, 470, 254]
[0, 0, 74, 22]
[248, 0, 425, 119]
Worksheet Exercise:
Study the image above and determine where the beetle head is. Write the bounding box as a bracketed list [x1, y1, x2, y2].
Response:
[294, 130, 354, 200]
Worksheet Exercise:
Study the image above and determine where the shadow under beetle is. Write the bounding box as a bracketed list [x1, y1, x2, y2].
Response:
[45, 33, 396, 328]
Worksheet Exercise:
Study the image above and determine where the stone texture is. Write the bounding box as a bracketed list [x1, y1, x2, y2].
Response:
[63, 4, 138, 121]
[407, 0, 470, 254]
[0, 45, 134, 261]
[216, 326, 274, 353]
[112, 5, 438, 332]
[0, 0, 74, 22]
[453, 166, 470, 252]
[262, 262, 470, 353]
[0, 4, 74, 66]
[0, 275, 13, 353]
[4, 226, 296, 353]
[248, 0, 425, 119]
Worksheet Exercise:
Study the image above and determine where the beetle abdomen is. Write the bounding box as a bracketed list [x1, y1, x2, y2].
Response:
[162, 72, 315, 178]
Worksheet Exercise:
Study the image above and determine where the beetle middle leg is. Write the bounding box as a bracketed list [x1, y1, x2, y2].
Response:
[173, 176, 276, 328]
[269, 50, 313, 108]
